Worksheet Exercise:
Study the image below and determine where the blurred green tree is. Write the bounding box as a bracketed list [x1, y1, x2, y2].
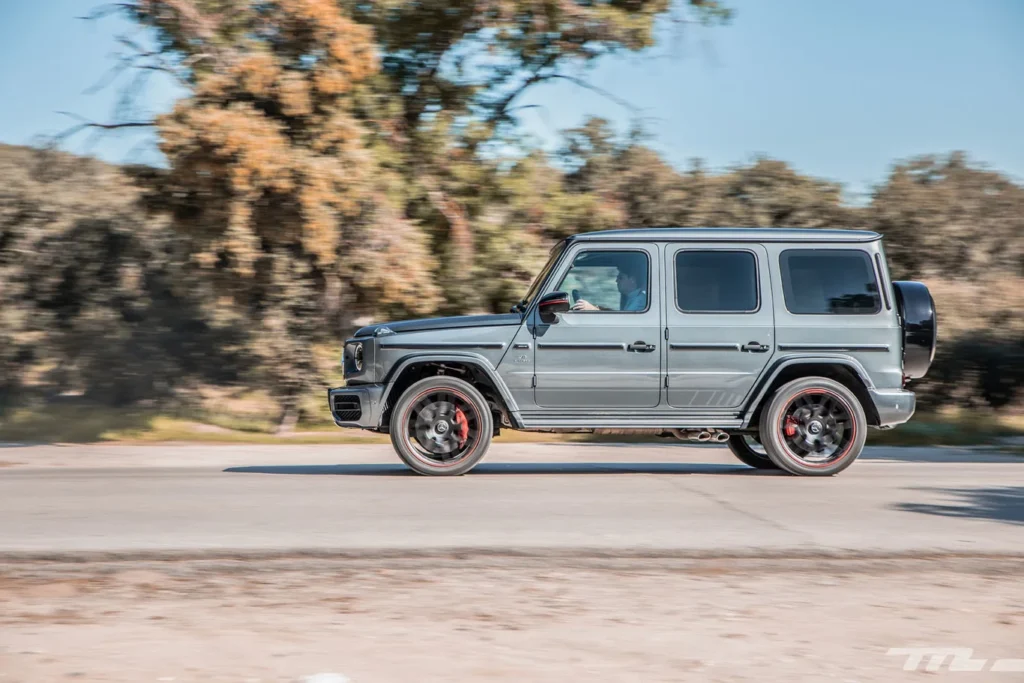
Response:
[115, 0, 440, 428]
[0, 145, 246, 411]
[870, 153, 1024, 281]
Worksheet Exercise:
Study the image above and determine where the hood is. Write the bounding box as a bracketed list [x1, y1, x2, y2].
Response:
[354, 313, 523, 338]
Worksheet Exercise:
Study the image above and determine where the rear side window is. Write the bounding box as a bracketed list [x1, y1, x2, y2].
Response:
[780, 249, 881, 315]
[676, 250, 758, 313]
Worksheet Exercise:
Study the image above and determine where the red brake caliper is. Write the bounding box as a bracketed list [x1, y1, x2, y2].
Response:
[453, 408, 470, 447]
[784, 416, 799, 437]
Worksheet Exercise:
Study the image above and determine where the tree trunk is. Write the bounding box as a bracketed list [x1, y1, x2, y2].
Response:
[276, 401, 299, 435]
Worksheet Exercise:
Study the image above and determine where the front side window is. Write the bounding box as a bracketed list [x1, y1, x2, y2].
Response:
[781, 249, 881, 315]
[555, 250, 650, 312]
[676, 250, 759, 313]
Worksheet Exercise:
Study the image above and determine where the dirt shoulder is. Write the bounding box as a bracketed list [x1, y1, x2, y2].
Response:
[2, 557, 1022, 683]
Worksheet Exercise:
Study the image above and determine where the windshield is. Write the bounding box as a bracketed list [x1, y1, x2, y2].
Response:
[519, 241, 566, 310]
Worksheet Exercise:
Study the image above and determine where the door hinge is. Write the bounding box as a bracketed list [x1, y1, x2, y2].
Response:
[664, 376, 669, 388]
[531, 375, 537, 388]
[664, 327, 669, 341]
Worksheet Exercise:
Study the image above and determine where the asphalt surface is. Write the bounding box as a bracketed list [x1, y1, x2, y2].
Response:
[0, 443, 1021, 558]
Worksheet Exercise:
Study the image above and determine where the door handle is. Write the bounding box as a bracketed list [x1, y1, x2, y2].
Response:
[741, 341, 770, 353]
[628, 341, 657, 353]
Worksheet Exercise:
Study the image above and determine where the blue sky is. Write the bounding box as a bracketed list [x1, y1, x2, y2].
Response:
[1, 0, 1021, 199]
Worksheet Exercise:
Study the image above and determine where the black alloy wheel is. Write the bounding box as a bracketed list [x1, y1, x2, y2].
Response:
[759, 377, 867, 476]
[390, 376, 493, 476]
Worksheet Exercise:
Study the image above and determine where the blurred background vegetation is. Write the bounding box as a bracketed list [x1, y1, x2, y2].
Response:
[0, 0, 1021, 440]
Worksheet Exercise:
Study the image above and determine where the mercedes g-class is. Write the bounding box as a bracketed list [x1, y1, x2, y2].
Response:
[329, 228, 936, 476]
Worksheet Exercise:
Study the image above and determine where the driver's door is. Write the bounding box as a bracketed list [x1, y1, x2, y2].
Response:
[532, 243, 662, 408]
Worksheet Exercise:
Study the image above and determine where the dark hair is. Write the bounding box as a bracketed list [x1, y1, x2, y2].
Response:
[618, 259, 645, 284]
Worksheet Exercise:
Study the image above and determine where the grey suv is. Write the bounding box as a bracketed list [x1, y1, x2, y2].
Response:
[329, 228, 936, 476]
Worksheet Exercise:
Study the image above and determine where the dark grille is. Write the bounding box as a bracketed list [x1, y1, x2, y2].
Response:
[333, 395, 362, 422]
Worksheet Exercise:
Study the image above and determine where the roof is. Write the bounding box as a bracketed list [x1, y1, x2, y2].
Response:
[569, 227, 881, 244]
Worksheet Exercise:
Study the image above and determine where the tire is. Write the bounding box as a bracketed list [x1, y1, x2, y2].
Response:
[389, 376, 493, 476]
[893, 281, 937, 379]
[758, 377, 867, 477]
[726, 434, 780, 470]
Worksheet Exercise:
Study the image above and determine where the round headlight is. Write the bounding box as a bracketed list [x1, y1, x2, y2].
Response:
[353, 342, 364, 372]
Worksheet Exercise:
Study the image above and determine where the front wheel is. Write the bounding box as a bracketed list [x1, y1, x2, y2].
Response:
[389, 376, 493, 476]
[758, 377, 867, 476]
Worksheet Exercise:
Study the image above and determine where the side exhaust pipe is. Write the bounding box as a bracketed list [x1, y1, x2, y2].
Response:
[669, 428, 730, 443]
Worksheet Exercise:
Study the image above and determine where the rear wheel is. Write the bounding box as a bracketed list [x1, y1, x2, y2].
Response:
[759, 377, 867, 476]
[389, 376, 493, 476]
[726, 434, 780, 470]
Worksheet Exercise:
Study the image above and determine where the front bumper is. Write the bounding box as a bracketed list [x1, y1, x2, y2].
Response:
[869, 388, 916, 428]
[328, 384, 386, 429]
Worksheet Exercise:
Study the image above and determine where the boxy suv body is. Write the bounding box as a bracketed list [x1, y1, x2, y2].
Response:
[330, 228, 936, 476]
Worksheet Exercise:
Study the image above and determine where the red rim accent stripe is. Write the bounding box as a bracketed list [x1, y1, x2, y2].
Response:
[776, 387, 858, 469]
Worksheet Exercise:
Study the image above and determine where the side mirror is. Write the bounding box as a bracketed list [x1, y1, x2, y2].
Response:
[538, 291, 570, 324]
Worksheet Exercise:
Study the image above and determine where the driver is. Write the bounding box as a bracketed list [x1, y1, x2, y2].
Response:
[572, 261, 647, 312]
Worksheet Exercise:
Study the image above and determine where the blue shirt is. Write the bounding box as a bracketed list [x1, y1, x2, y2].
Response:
[622, 288, 647, 311]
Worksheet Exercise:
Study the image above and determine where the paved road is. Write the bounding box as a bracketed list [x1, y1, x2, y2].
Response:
[0, 443, 1021, 557]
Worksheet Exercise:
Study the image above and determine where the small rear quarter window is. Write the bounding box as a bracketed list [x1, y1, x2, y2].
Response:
[780, 249, 881, 315]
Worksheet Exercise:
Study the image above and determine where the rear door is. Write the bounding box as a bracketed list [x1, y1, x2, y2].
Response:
[665, 244, 775, 409]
